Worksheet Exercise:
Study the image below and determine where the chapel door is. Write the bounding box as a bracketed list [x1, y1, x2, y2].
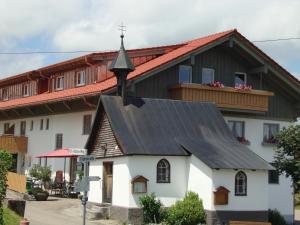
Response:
[103, 162, 113, 203]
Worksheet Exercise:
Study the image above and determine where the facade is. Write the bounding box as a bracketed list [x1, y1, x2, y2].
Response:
[0, 29, 299, 224]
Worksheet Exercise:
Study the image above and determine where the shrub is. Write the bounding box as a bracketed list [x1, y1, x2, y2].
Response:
[0, 150, 12, 225]
[164, 191, 206, 225]
[139, 193, 162, 224]
[268, 209, 287, 225]
[29, 165, 51, 184]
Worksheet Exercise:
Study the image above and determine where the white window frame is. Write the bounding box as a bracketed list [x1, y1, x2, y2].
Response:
[22, 83, 29, 97]
[234, 72, 247, 86]
[179, 65, 192, 84]
[202, 68, 215, 84]
[76, 70, 86, 87]
[55, 76, 64, 91]
[2, 88, 8, 101]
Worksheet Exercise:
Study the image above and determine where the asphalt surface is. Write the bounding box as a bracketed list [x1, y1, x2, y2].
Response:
[24, 197, 119, 225]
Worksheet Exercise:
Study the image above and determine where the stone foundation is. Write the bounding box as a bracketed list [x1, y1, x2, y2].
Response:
[4, 199, 26, 217]
[110, 205, 143, 225]
[206, 210, 268, 225]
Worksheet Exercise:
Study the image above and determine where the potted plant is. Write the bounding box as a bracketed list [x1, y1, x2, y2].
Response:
[31, 187, 49, 201]
[29, 165, 52, 195]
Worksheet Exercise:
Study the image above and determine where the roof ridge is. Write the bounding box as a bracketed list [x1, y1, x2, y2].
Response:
[185, 29, 236, 44]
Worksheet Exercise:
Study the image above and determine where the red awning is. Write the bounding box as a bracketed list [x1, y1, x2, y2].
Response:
[35, 148, 81, 158]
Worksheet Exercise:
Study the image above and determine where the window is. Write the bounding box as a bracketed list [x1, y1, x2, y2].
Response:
[55, 76, 64, 90]
[268, 165, 279, 184]
[4, 123, 10, 134]
[202, 68, 215, 84]
[234, 72, 247, 86]
[22, 83, 29, 97]
[263, 123, 279, 144]
[20, 121, 26, 136]
[83, 115, 92, 135]
[55, 133, 63, 149]
[2, 88, 8, 101]
[30, 120, 34, 131]
[76, 71, 86, 86]
[46, 118, 49, 130]
[179, 65, 192, 83]
[4, 123, 14, 135]
[157, 159, 170, 183]
[235, 171, 247, 196]
[228, 121, 247, 143]
[40, 119, 44, 130]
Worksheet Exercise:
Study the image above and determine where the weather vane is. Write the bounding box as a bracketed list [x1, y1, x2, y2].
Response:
[119, 23, 126, 38]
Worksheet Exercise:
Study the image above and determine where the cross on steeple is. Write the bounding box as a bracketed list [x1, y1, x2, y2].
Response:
[118, 23, 126, 38]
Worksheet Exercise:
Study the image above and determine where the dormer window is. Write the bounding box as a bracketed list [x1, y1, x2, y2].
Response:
[22, 83, 29, 97]
[55, 76, 64, 90]
[2, 88, 8, 101]
[179, 65, 192, 83]
[76, 71, 86, 87]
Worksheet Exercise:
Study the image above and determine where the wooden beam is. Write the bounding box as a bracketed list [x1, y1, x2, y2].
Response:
[25, 107, 35, 116]
[62, 101, 71, 110]
[12, 109, 20, 117]
[0, 110, 9, 118]
[45, 104, 54, 113]
[82, 97, 96, 108]
[248, 65, 268, 74]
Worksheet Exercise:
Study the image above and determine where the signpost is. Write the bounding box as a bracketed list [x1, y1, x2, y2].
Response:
[74, 149, 100, 225]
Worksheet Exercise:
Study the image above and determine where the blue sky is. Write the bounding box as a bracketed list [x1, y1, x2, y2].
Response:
[0, 0, 299, 80]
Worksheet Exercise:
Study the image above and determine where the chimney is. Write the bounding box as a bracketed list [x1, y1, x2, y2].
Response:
[109, 33, 135, 105]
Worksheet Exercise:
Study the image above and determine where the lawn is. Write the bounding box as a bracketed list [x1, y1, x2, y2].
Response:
[3, 208, 22, 225]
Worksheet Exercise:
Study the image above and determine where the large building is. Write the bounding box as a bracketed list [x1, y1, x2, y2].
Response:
[0, 29, 299, 224]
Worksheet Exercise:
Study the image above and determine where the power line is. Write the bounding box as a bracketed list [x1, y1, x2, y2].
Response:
[0, 37, 300, 55]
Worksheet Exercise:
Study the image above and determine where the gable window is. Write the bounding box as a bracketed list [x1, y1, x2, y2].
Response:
[268, 164, 279, 184]
[234, 72, 247, 86]
[179, 65, 192, 84]
[202, 68, 215, 84]
[76, 71, 86, 86]
[2, 88, 8, 101]
[40, 119, 44, 130]
[46, 118, 49, 130]
[20, 121, 26, 136]
[55, 76, 64, 90]
[83, 114, 92, 135]
[235, 171, 247, 196]
[55, 133, 63, 149]
[263, 123, 279, 144]
[157, 159, 170, 183]
[30, 120, 34, 131]
[22, 83, 29, 97]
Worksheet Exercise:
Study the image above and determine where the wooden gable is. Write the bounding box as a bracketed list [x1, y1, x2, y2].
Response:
[89, 112, 123, 158]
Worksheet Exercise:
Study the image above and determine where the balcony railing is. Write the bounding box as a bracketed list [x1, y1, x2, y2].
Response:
[169, 83, 274, 112]
[0, 135, 28, 154]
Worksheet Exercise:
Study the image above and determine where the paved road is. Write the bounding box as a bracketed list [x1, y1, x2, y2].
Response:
[24, 197, 119, 225]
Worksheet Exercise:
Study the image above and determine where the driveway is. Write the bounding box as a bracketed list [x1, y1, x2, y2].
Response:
[24, 197, 119, 225]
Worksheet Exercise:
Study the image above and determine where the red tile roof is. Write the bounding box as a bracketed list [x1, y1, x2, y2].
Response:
[0, 29, 299, 110]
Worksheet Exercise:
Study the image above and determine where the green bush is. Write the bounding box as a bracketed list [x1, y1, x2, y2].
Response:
[29, 165, 51, 184]
[0, 150, 13, 225]
[268, 209, 287, 225]
[164, 192, 206, 225]
[139, 193, 162, 224]
[31, 187, 49, 196]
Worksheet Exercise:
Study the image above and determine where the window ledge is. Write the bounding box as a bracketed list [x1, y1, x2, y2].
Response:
[76, 83, 86, 87]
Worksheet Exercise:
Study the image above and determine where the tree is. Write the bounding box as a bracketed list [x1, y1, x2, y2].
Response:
[0, 150, 13, 225]
[274, 125, 300, 192]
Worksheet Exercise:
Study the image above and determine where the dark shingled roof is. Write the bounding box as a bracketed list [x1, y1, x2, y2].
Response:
[86, 95, 272, 170]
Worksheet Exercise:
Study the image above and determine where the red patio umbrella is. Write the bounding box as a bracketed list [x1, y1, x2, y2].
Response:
[35, 148, 82, 183]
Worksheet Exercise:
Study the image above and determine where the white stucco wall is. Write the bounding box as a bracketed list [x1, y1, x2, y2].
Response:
[224, 116, 294, 218]
[212, 169, 269, 211]
[0, 110, 95, 179]
[187, 155, 213, 210]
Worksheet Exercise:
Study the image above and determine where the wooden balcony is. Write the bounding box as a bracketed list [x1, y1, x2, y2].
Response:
[169, 83, 274, 112]
[0, 135, 28, 154]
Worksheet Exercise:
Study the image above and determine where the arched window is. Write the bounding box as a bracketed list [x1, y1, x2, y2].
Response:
[235, 171, 247, 196]
[157, 159, 170, 183]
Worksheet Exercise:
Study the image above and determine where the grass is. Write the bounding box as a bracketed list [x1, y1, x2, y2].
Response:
[3, 208, 22, 225]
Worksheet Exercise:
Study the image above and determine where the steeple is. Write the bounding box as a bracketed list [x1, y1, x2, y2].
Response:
[109, 25, 135, 105]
